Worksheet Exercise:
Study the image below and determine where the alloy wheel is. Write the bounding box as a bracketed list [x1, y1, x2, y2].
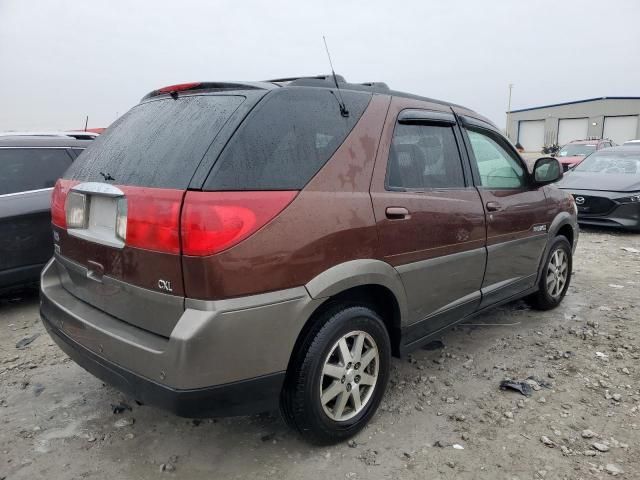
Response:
[319, 330, 379, 422]
[546, 248, 568, 298]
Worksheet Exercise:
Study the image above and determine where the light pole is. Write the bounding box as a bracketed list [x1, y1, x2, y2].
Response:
[506, 83, 514, 141]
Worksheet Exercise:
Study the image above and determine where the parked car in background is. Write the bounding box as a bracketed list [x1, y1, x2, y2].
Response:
[556, 139, 614, 171]
[40, 76, 577, 444]
[557, 146, 640, 231]
[0, 134, 92, 294]
[0, 131, 99, 140]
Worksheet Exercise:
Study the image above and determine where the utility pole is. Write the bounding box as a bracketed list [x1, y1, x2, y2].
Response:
[506, 83, 514, 140]
[84, 115, 89, 132]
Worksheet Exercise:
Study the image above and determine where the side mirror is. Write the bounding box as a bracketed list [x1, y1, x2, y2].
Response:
[533, 157, 563, 185]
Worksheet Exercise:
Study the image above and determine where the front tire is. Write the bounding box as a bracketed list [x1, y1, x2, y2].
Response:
[526, 235, 572, 310]
[280, 304, 391, 445]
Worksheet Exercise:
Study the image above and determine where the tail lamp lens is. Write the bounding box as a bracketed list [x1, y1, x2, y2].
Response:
[120, 187, 183, 254]
[51, 179, 79, 228]
[181, 191, 298, 256]
[65, 192, 88, 229]
[51, 183, 297, 256]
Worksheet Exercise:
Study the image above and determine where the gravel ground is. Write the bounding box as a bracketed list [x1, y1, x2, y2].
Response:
[1, 227, 639, 480]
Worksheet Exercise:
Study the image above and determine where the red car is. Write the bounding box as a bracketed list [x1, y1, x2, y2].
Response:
[556, 139, 614, 171]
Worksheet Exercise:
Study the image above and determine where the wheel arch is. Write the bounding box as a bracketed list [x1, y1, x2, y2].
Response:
[295, 260, 408, 360]
[535, 212, 578, 284]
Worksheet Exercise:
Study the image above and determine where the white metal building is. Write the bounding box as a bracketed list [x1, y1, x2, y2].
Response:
[507, 97, 640, 152]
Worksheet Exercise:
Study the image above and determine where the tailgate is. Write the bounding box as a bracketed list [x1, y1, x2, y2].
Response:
[52, 182, 185, 337]
[49, 93, 249, 336]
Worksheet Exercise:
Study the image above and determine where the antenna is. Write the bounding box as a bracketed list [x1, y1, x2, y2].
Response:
[322, 36, 349, 117]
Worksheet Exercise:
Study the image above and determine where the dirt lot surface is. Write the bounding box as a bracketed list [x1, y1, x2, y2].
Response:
[1, 227, 638, 480]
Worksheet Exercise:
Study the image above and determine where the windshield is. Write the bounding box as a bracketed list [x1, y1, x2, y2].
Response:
[573, 151, 640, 175]
[557, 143, 596, 157]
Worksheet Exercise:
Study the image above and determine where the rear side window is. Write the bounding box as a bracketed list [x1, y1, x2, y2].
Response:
[386, 124, 465, 190]
[0, 148, 73, 195]
[66, 95, 245, 189]
[204, 88, 371, 190]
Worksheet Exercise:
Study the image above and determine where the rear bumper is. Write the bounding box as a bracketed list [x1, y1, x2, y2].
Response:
[41, 310, 284, 417]
[40, 257, 320, 417]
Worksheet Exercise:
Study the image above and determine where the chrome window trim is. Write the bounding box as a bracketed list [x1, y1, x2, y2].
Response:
[0, 146, 76, 149]
[0, 187, 54, 198]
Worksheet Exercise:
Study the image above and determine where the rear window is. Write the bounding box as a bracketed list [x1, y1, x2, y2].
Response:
[65, 95, 245, 189]
[0, 148, 73, 195]
[204, 87, 371, 190]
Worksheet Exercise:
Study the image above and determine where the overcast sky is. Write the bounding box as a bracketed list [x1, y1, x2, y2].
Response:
[1, 0, 639, 131]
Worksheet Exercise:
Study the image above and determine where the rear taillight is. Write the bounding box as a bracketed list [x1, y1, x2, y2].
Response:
[52, 184, 295, 256]
[51, 179, 79, 228]
[181, 191, 298, 256]
[120, 187, 184, 254]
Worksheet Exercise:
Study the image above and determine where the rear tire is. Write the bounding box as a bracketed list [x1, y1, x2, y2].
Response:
[525, 236, 572, 310]
[280, 304, 390, 445]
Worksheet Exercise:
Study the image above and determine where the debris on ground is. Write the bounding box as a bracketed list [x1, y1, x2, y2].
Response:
[32, 384, 45, 397]
[592, 442, 610, 452]
[15, 333, 39, 349]
[111, 401, 132, 414]
[499, 380, 533, 396]
[114, 418, 135, 428]
[358, 449, 380, 466]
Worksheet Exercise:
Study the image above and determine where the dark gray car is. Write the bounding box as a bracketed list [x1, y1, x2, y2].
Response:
[0, 135, 92, 293]
[557, 146, 640, 231]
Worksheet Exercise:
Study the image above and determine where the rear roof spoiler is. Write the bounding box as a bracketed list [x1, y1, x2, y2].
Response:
[141, 81, 272, 101]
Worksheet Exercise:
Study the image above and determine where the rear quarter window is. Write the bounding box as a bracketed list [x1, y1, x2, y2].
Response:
[0, 148, 73, 195]
[204, 87, 371, 190]
[65, 95, 245, 189]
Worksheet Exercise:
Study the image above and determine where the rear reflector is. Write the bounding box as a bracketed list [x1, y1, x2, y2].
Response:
[120, 186, 184, 254]
[181, 191, 298, 256]
[51, 179, 79, 228]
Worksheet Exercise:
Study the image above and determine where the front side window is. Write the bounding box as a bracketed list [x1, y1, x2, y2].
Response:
[466, 129, 526, 189]
[386, 123, 465, 190]
[0, 148, 73, 195]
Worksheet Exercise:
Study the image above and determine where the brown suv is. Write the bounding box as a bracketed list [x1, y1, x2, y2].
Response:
[40, 75, 578, 444]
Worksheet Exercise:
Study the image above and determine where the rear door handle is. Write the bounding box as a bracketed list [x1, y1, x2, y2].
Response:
[486, 201, 502, 212]
[385, 207, 410, 220]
